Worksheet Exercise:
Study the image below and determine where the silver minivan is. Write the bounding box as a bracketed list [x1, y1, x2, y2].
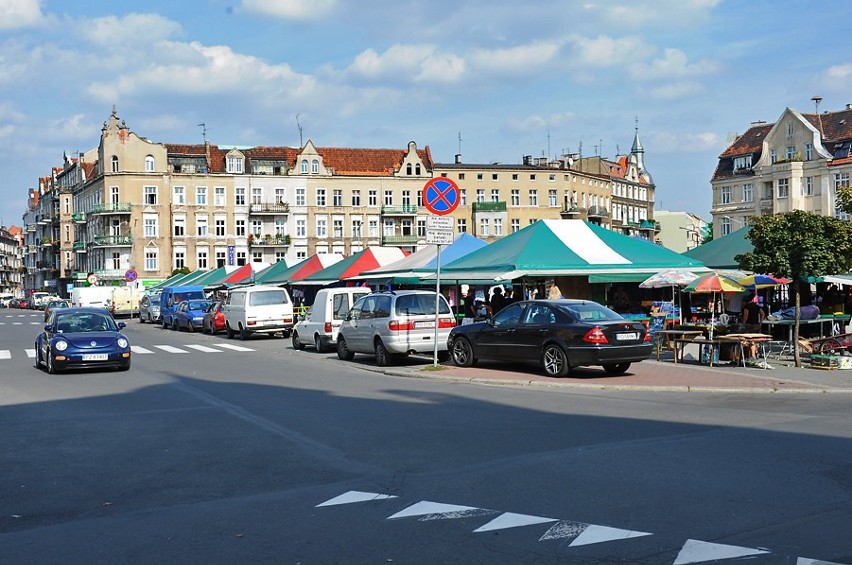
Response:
[337, 290, 456, 366]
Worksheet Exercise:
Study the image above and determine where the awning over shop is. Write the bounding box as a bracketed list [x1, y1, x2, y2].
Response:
[682, 226, 752, 269]
[300, 246, 408, 286]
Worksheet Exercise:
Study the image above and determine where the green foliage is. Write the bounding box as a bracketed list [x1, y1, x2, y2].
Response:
[836, 185, 852, 215]
[735, 211, 852, 278]
[700, 222, 713, 245]
[171, 267, 191, 277]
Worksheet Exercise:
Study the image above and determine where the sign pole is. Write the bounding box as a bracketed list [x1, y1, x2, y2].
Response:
[433, 244, 441, 366]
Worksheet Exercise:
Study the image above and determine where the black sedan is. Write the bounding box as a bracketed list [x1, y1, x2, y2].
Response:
[447, 299, 652, 377]
[36, 307, 131, 373]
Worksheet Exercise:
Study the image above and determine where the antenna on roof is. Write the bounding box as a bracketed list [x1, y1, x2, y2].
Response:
[296, 114, 304, 147]
[198, 123, 207, 144]
[812, 96, 824, 139]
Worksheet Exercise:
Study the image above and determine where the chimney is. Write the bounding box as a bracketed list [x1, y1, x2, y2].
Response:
[454, 154, 462, 164]
[523, 155, 533, 166]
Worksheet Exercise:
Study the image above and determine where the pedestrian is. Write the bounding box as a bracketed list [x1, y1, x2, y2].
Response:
[742, 292, 764, 332]
[489, 287, 507, 314]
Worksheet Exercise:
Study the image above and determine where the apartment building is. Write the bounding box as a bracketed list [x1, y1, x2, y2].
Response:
[0, 225, 23, 293]
[710, 101, 852, 237]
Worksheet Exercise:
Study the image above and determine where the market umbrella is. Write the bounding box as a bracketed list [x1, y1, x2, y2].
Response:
[737, 273, 791, 289]
[639, 269, 700, 323]
[683, 272, 747, 338]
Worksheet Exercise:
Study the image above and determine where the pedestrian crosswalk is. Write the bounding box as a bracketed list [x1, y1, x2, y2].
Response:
[2, 342, 256, 361]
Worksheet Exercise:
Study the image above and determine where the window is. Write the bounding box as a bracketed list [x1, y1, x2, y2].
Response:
[742, 183, 753, 202]
[227, 155, 243, 174]
[333, 189, 343, 207]
[511, 189, 520, 206]
[529, 190, 538, 206]
[274, 187, 285, 205]
[476, 189, 485, 203]
[111, 186, 120, 204]
[296, 218, 306, 237]
[311, 159, 319, 174]
[494, 218, 503, 236]
[274, 219, 286, 236]
[251, 251, 264, 262]
[333, 219, 343, 238]
[549, 174, 556, 181]
[252, 187, 262, 205]
[402, 190, 411, 207]
[235, 218, 246, 237]
[383, 219, 394, 236]
[352, 190, 361, 206]
[215, 217, 226, 237]
[196, 187, 207, 205]
[491, 189, 500, 202]
[492, 173, 498, 181]
[787, 123, 794, 136]
[479, 218, 489, 237]
[352, 218, 362, 238]
[530, 174, 536, 181]
[214, 187, 226, 206]
[770, 149, 777, 164]
[236, 251, 246, 266]
[197, 216, 208, 237]
[315, 188, 326, 206]
[251, 219, 262, 236]
[64, 225, 70, 242]
[301, 160, 308, 173]
[417, 219, 426, 237]
[145, 155, 155, 172]
[295, 187, 306, 206]
[777, 178, 789, 198]
[512, 174, 518, 181]
[368, 190, 378, 207]
[384, 190, 393, 206]
[368, 219, 378, 237]
[460, 189, 467, 206]
[174, 248, 186, 270]
[477, 173, 483, 181]
[458, 173, 465, 180]
[216, 249, 226, 268]
[235, 187, 246, 206]
[720, 217, 732, 236]
[786, 146, 796, 160]
[805, 176, 814, 196]
[111, 155, 119, 172]
[720, 186, 731, 204]
[805, 143, 813, 161]
[173, 216, 185, 237]
[143, 214, 158, 237]
[762, 182, 773, 199]
[548, 190, 557, 207]
[316, 217, 327, 237]
[511, 219, 520, 233]
[197, 249, 208, 270]
[406, 163, 412, 175]
[144, 186, 158, 205]
[275, 251, 286, 262]
[457, 218, 467, 233]
[144, 250, 158, 271]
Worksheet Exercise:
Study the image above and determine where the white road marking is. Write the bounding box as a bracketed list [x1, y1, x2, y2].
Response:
[539, 520, 589, 542]
[387, 501, 490, 521]
[317, 491, 398, 507]
[213, 343, 255, 352]
[184, 344, 221, 353]
[12, 322, 22, 325]
[473, 512, 557, 533]
[569, 524, 651, 547]
[130, 346, 155, 354]
[25, 349, 35, 358]
[798, 558, 844, 564]
[154, 345, 188, 353]
[0, 350, 10, 359]
[673, 539, 768, 564]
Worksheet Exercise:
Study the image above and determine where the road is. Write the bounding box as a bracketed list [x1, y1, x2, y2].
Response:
[1, 309, 851, 564]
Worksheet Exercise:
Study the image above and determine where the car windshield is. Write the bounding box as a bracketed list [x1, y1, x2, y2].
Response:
[188, 301, 212, 311]
[249, 290, 288, 306]
[394, 294, 451, 316]
[55, 312, 118, 333]
[558, 302, 624, 322]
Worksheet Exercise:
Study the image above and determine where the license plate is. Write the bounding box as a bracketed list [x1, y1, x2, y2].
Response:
[616, 332, 639, 341]
[414, 321, 436, 329]
[82, 354, 108, 361]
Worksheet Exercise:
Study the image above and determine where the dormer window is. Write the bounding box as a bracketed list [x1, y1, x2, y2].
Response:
[145, 155, 155, 172]
[301, 159, 308, 173]
[111, 155, 119, 172]
[406, 163, 413, 175]
[226, 155, 244, 174]
[416, 164, 421, 175]
[311, 159, 319, 174]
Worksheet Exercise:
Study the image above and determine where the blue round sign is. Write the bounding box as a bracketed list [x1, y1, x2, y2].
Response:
[124, 269, 138, 282]
[423, 177, 461, 216]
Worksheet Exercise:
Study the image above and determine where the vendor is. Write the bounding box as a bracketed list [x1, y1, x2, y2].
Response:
[742, 292, 765, 332]
[611, 286, 630, 313]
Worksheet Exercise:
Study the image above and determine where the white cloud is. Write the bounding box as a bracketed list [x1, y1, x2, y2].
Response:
[238, 0, 338, 20]
[603, 0, 721, 27]
[0, 0, 44, 30]
[506, 112, 576, 133]
[79, 13, 182, 47]
[468, 41, 563, 73]
[632, 48, 718, 80]
[570, 35, 651, 67]
[650, 81, 704, 100]
[349, 45, 438, 78]
[652, 130, 720, 152]
[825, 63, 852, 80]
[47, 114, 94, 139]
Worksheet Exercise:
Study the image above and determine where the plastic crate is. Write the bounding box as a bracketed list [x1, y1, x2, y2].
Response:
[810, 354, 852, 370]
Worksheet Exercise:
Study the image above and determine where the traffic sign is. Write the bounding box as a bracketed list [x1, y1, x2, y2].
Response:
[86, 273, 99, 286]
[422, 177, 460, 216]
[426, 230, 454, 245]
[426, 216, 454, 230]
[124, 269, 138, 282]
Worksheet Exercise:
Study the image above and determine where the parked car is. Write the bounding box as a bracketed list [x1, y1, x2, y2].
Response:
[221, 285, 294, 340]
[138, 291, 162, 324]
[292, 287, 370, 352]
[173, 299, 213, 332]
[202, 300, 226, 335]
[43, 299, 71, 321]
[336, 290, 456, 366]
[160, 285, 206, 329]
[447, 299, 652, 377]
[35, 307, 131, 373]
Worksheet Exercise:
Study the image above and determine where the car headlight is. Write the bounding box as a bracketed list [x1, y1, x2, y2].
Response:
[117, 337, 129, 348]
[54, 340, 68, 351]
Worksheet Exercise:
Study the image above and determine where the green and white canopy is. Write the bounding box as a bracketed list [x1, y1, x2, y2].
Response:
[438, 219, 705, 281]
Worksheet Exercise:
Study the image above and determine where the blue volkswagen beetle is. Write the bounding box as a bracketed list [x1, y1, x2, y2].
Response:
[36, 307, 131, 373]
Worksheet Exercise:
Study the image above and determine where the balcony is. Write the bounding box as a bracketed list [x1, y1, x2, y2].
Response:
[248, 234, 291, 247]
[381, 205, 419, 216]
[586, 206, 610, 218]
[639, 220, 660, 232]
[92, 235, 133, 247]
[249, 202, 290, 214]
[472, 201, 507, 213]
[382, 234, 420, 245]
[72, 241, 88, 252]
[40, 238, 57, 247]
[72, 212, 87, 223]
[26, 223, 37, 232]
[91, 203, 132, 214]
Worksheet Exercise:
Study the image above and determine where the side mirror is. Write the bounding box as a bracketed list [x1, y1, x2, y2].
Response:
[118, 322, 127, 329]
[44, 324, 52, 332]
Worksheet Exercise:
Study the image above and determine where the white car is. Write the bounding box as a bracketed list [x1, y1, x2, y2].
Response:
[291, 288, 370, 352]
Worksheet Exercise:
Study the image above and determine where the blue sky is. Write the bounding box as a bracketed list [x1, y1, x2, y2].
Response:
[1, 0, 851, 225]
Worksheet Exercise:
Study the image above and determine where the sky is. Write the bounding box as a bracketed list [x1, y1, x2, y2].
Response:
[1, 0, 851, 226]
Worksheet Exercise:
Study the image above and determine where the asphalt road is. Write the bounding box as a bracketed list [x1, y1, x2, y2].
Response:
[1, 309, 851, 564]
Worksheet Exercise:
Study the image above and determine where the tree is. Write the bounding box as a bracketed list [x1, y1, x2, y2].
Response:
[735, 211, 852, 366]
[700, 222, 713, 245]
[836, 185, 852, 215]
[171, 267, 191, 277]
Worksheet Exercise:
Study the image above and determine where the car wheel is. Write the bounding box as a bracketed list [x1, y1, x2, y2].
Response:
[35, 342, 43, 368]
[162, 319, 168, 329]
[542, 344, 571, 377]
[314, 334, 326, 353]
[172, 320, 179, 331]
[602, 362, 631, 376]
[437, 350, 451, 363]
[186, 322, 194, 333]
[239, 325, 249, 340]
[375, 340, 393, 367]
[292, 331, 305, 350]
[226, 323, 235, 339]
[46, 351, 56, 374]
[450, 337, 476, 367]
[139, 314, 145, 324]
[337, 336, 354, 361]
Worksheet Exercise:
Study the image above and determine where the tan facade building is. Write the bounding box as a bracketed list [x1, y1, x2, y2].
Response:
[710, 102, 852, 237]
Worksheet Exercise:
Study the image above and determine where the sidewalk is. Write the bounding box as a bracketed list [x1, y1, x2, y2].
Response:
[381, 353, 852, 394]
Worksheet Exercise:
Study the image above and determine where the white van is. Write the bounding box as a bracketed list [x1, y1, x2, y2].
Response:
[110, 287, 140, 318]
[222, 285, 294, 340]
[71, 287, 115, 310]
[291, 287, 371, 352]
